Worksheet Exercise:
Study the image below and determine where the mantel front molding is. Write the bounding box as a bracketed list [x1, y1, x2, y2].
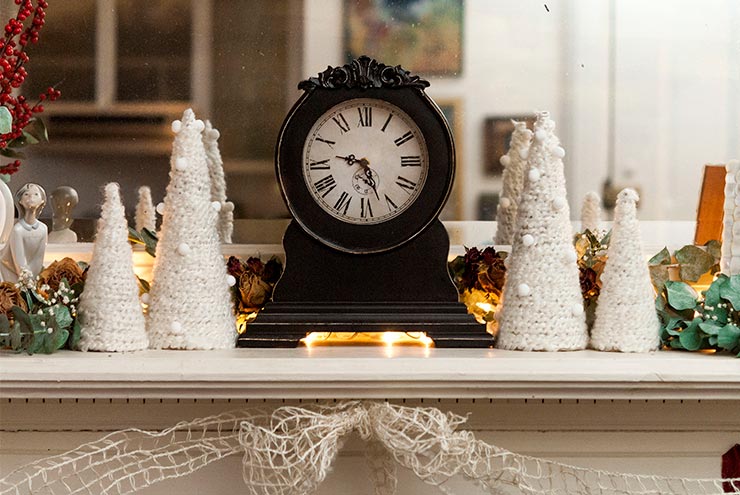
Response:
[2, 348, 739, 400]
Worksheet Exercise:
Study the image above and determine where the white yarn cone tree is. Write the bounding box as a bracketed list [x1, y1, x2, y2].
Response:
[147, 109, 235, 350]
[581, 191, 602, 233]
[496, 111, 588, 351]
[495, 121, 532, 245]
[721, 159, 740, 274]
[204, 120, 234, 243]
[134, 186, 156, 232]
[77, 183, 148, 352]
[590, 189, 660, 352]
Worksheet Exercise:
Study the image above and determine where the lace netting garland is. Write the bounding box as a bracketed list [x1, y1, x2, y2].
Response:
[1, 401, 737, 495]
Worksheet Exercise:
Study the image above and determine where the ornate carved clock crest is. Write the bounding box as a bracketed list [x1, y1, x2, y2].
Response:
[238, 56, 492, 348]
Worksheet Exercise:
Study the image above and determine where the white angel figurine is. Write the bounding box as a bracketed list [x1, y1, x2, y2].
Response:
[0, 183, 48, 282]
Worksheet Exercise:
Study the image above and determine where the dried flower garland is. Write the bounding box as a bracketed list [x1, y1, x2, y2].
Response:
[448, 246, 507, 323]
[0, 258, 85, 354]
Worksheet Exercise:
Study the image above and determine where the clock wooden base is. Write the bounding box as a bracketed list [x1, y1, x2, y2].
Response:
[237, 220, 494, 348]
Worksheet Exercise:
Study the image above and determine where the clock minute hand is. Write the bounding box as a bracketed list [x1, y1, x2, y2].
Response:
[335, 154, 357, 165]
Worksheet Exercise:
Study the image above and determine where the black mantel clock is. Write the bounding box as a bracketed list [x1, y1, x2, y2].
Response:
[238, 56, 493, 348]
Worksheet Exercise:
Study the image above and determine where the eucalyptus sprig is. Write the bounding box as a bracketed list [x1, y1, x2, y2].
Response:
[657, 274, 740, 356]
[128, 227, 158, 257]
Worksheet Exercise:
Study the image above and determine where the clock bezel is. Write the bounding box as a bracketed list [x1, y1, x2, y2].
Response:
[276, 86, 454, 254]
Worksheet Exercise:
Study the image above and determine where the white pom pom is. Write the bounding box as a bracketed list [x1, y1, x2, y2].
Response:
[208, 128, 220, 140]
[499, 155, 511, 167]
[534, 130, 547, 142]
[500, 197, 511, 208]
[177, 242, 191, 256]
[224, 201, 235, 212]
[552, 197, 567, 211]
[521, 233, 535, 247]
[551, 146, 566, 158]
[140, 293, 151, 305]
[528, 168, 541, 182]
[171, 321, 182, 333]
[564, 249, 577, 263]
[193, 119, 205, 132]
[516, 283, 531, 297]
[156, 202, 165, 215]
[571, 303, 584, 316]
[518, 148, 529, 160]
[171, 120, 182, 133]
[211, 201, 222, 212]
[175, 157, 188, 171]
[227, 275, 237, 287]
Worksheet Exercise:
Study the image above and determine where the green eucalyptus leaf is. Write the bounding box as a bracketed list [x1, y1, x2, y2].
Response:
[54, 305, 73, 329]
[675, 245, 715, 282]
[21, 129, 39, 145]
[699, 321, 721, 335]
[24, 118, 48, 142]
[9, 322, 21, 350]
[665, 281, 698, 310]
[704, 239, 722, 264]
[0, 148, 26, 159]
[704, 275, 727, 307]
[68, 319, 81, 350]
[50, 328, 69, 351]
[670, 337, 684, 349]
[719, 275, 740, 308]
[0, 106, 11, 134]
[678, 320, 704, 351]
[709, 335, 718, 346]
[0, 314, 9, 333]
[649, 265, 671, 292]
[717, 324, 740, 351]
[649, 247, 672, 266]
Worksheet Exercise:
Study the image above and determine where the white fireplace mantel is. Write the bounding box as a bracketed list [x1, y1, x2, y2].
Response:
[2, 348, 738, 400]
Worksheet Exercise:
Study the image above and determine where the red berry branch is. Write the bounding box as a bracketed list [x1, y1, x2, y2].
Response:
[0, 0, 59, 177]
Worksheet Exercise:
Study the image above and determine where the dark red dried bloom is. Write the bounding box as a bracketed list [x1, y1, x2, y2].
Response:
[226, 256, 245, 278]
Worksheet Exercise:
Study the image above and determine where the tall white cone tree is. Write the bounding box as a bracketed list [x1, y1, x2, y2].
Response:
[203, 120, 234, 243]
[495, 121, 532, 245]
[147, 109, 236, 350]
[721, 159, 740, 274]
[496, 111, 588, 351]
[134, 186, 156, 232]
[581, 191, 602, 233]
[77, 183, 148, 352]
[590, 189, 660, 352]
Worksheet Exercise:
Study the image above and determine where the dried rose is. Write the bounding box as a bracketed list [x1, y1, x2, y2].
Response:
[0, 281, 26, 319]
[239, 272, 271, 311]
[245, 257, 265, 277]
[226, 256, 245, 278]
[580, 266, 600, 301]
[39, 257, 85, 292]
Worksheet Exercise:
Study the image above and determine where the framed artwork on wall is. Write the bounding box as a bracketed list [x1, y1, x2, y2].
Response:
[483, 116, 535, 176]
[344, 0, 464, 77]
[435, 98, 463, 219]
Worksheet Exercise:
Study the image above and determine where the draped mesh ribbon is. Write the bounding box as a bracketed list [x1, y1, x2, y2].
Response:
[2, 401, 738, 495]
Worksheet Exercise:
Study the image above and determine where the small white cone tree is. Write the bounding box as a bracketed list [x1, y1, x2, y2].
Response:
[147, 109, 236, 350]
[495, 121, 532, 245]
[77, 183, 148, 352]
[496, 111, 588, 351]
[134, 186, 156, 232]
[581, 191, 602, 233]
[203, 120, 234, 244]
[590, 189, 660, 352]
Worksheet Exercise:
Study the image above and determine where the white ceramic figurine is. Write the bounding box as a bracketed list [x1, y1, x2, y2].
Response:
[0, 182, 48, 282]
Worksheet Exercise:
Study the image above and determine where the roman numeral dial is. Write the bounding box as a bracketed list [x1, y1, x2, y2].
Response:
[302, 98, 428, 225]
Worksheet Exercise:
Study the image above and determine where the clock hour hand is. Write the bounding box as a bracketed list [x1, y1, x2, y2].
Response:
[336, 154, 357, 165]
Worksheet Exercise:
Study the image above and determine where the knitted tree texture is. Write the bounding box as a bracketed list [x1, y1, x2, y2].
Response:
[204, 120, 234, 244]
[590, 188, 660, 352]
[146, 109, 235, 350]
[494, 121, 532, 245]
[721, 159, 740, 275]
[134, 185, 156, 232]
[496, 111, 588, 351]
[77, 183, 148, 352]
[581, 191, 602, 233]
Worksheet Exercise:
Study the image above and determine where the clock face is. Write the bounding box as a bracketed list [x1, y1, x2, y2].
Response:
[302, 98, 429, 225]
